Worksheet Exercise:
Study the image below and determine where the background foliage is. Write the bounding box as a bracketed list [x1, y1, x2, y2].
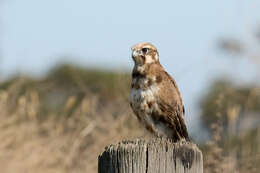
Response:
[0, 63, 259, 173]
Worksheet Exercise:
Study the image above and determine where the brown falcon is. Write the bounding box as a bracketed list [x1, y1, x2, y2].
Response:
[130, 42, 189, 141]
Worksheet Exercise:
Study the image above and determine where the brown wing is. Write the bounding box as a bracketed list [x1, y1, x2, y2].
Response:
[163, 71, 185, 112]
[156, 71, 189, 141]
[156, 100, 189, 141]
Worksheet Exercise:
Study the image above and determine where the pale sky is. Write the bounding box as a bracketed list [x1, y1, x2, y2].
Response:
[1, 0, 260, 139]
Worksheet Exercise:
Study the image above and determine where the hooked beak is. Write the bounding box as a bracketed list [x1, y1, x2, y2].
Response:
[132, 49, 141, 58]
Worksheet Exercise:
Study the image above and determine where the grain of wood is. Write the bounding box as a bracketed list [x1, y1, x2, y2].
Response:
[98, 138, 203, 173]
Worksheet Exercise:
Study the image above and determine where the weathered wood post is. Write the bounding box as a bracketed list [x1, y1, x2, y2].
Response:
[98, 138, 203, 173]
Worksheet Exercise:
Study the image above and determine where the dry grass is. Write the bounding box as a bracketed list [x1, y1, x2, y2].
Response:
[202, 83, 260, 173]
[0, 65, 259, 173]
[0, 65, 146, 173]
[0, 85, 147, 173]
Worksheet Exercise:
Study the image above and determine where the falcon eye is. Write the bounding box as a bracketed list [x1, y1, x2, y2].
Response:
[141, 48, 149, 54]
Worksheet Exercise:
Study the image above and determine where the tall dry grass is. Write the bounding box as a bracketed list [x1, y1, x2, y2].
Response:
[0, 64, 259, 173]
[0, 66, 146, 173]
[202, 82, 260, 173]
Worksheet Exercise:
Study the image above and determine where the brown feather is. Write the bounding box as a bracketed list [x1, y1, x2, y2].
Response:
[130, 42, 189, 141]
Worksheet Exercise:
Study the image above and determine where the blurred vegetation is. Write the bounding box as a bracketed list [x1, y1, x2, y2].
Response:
[200, 79, 260, 173]
[201, 32, 260, 173]
[0, 64, 130, 117]
[0, 64, 141, 173]
[200, 79, 260, 134]
[0, 63, 259, 173]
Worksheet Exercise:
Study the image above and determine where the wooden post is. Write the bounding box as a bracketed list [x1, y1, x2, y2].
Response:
[98, 138, 203, 173]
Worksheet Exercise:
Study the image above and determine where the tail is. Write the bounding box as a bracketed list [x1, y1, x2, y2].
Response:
[172, 107, 190, 142]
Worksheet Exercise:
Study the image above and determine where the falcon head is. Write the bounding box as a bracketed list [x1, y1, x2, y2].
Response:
[131, 42, 159, 65]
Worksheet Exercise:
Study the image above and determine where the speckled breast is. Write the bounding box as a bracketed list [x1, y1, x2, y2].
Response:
[130, 77, 159, 115]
